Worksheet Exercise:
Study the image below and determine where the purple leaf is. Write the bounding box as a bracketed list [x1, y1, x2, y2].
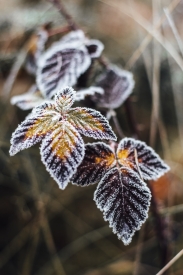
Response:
[72, 142, 116, 186]
[117, 138, 170, 180]
[94, 167, 151, 245]
[92, 65, 134, 109]
[36, 36, 91, 98]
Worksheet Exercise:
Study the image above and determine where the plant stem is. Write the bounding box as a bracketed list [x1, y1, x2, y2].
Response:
[149, 183, 169, 271]
[49, 0, 78, 30]
[48, 25, 71, 37]
[124, 98, 138, 138]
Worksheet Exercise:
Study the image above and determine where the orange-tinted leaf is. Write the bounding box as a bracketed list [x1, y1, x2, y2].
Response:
[9, 103, 58, 156]
[72, 142, 116, 186]
[68, 107, 116, 140]
[117, 138, 169, 180]
[94, 167, 151, 245]
[41, 121, 84, 189]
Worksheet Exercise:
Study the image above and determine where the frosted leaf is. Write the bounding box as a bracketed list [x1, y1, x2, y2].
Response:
[25, 29, 48, 75]
[10, 85, 49, 110]
[75, 87, 104, 101]
[68, 107, 117, 140]
[36, 38, 91, 99]
[72, 142, 116, 186]
[54, 87, 75, 112]
[94, 167, 151, 245]
[92, 65, 135, 109]
[40, 121, 84, 189]
[117, 138, 170, 180]
[59, 30, 85, 44]
[85, 39, 104, 58]
[31, 101, 58, 115]
[9, 109, 58, 156]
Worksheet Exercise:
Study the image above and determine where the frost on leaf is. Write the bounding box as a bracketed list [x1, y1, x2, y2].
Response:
[117, 138, 170, 180]
[68, 107, 117, 140]
[72, 142, 116, 186]
[36, 32, 91, 99]
[94, 167, 151, 245]
[92, 65, 135, 109]
[72, 137, 169, 244]
[40, 122, 84, 189]
[10, 85, 51, 110]
[10, 87, 116, 188]
[59, 30, 85, 45]
[75, 87, 104, 101]
[9, 102, 58, 156]
[55, 87, 76, 112]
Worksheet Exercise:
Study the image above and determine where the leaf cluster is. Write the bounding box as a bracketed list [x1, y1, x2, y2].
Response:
[9, 26, 169, 245]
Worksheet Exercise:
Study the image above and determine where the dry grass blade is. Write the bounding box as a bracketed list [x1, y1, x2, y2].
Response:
[52, 197, 122, 256]
[125, 0, 182, 69]
[163, 23, 183, 150]
[100, 0, 183, 71]
[2, 49, 28, 99]
[35, 225, 112, 275]
[150, 0, 161, 148]
[156, 249, 183, 275]
[157, 119, 171, 160]
[20, 227, 40, 275]
[160, 204, 183, 216]
[132, 224, 145, 275]
[0, 221, 35, 269]
[41, 208, 67, 275]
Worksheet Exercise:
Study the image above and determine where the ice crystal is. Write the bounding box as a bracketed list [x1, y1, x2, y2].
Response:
[10, 87, 116, 189]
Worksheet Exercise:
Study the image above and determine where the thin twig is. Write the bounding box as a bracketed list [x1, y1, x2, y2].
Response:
[149, 183, 169, 269]
[134, 149, 143, 180]
[48, 24, 71, 37]
[49, 0, 78, 30]
[100, 0, 183, 71]
[156, 249, 183, 275]
[112, 112, 125, 139]
[133, 224, 145, 275]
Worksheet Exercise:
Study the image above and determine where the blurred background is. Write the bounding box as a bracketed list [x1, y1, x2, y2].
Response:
[0, 0, 183, 274]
